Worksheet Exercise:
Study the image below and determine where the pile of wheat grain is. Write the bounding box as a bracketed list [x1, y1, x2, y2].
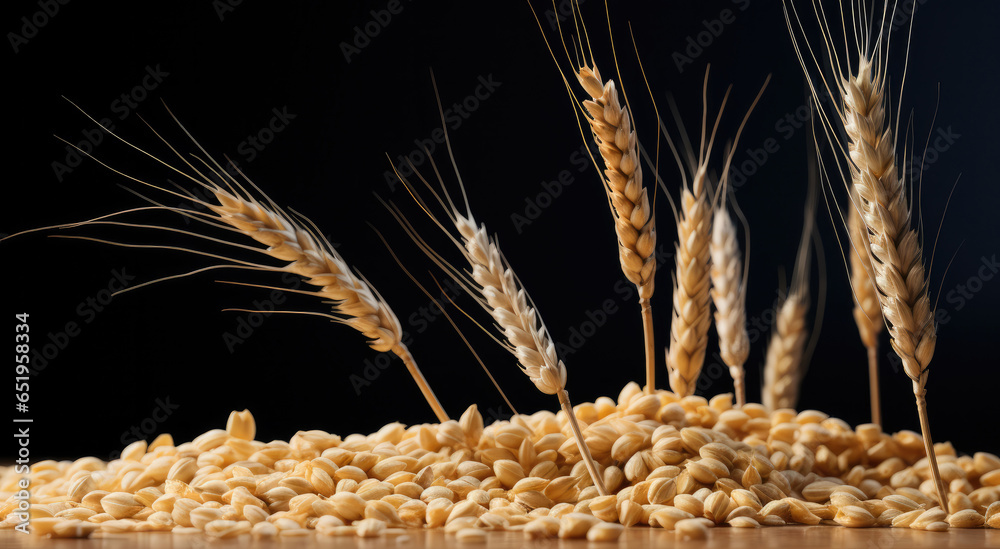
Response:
[2, 383, 998, 540]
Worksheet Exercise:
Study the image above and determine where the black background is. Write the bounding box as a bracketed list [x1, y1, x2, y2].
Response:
[4, 1, 998, 463]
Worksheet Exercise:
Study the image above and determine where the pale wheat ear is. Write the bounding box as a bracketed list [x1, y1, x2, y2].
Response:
[369, 220, 519, 416]
[535, 0, 659, 393]
[785, 0, 948, 509]
[26, 101, 453, 423]
[762, 139, 820, 412]
[387, 75, 608, 496]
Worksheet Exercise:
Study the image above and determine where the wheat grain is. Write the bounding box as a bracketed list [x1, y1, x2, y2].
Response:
[577, 63, 658, 393]
[709, 205, 749, 406]
[848, 193, 884, 426]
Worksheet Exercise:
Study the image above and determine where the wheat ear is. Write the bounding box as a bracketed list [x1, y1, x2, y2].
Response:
[709, 204, 749, 407]
[843, 58, 943, 505]
[784, 1, 947, 508]
[847, 188, 884, 426]
[665, 163, 713, 398]
[577, 64, 658, 394]
[394, 195, 607, 497]
[206, 188, 450, 422]
[389, 87, 607, 496]
[762, 291, 810, 411]
[762, 130, 820, 412]
[36, 104, 450, 424]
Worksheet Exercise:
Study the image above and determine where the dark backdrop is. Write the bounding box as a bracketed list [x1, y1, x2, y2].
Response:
[5, 1, 999, 462]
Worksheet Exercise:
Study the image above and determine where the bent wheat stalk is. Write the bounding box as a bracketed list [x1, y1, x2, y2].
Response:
[10, 103, 450, 423]
[388, 83, 607, 496]
[784, 0, 947, 507]
[848, 188, 884, 426]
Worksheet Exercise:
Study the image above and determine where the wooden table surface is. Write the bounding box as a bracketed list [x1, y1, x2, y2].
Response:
[3, 527, 998, 549]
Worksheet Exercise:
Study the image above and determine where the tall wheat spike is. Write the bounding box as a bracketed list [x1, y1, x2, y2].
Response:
[848, 187, 884, 426]
[8, 103, 450, 423]
[784, 0, 947, 508]
[576, 63, 658, 394]
[387, 84, 608, 496]
[527, 1, 659, 393]
[709, 202, 749, 407]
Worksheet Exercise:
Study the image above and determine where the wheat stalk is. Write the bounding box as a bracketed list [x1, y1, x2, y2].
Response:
[396, 197, 608, 496]
[206, 187, 450, 422]
[709, 205, 749, 407]
[842, 57, 943, 505]
[30, 104, 450, 424]
[577, 64, 658, 394]
[848, 188, 884, 426]
[388, 95, 608, 496]
[784, 0, 947, 508]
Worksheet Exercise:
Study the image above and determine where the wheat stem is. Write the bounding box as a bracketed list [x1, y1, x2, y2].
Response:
[639, 299, 655, 393]
[558, 389, 608, 496]
[577, 64, 658, 393]
[395, 344, 450, 423]
[867, 345, 881, 427]
[915, 391, 948, 508]
[849, 190, 884, 426]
